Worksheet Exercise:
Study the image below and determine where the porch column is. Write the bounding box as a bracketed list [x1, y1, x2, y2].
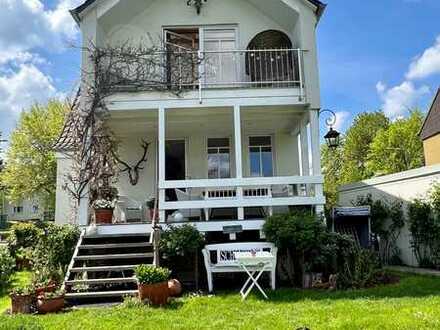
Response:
[233, 105, 244, 220]
[309, 109, 324, 216]
[158, 106, 166, 223]
[299, 114, 310, 197]
[299, 115, 310, 177]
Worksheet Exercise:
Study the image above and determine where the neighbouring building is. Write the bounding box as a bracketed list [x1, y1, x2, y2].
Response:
[420, 88, 440, 166]
[0, 195, 46, 222]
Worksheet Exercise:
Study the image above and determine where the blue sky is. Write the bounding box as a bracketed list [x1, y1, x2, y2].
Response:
[0, 0, 439, 147]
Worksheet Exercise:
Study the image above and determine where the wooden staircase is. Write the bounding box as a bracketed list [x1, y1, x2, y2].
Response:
[63, 231, 154, 305]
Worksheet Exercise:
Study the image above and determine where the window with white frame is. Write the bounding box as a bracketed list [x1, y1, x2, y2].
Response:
[249, 136, 273, 177]
[207, 138, 231, 179]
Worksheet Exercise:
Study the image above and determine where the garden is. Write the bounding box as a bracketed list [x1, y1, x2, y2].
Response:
[1, 203, 440, 329]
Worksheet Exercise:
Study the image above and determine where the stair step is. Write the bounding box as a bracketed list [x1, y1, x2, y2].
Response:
[70, 265, 141, 272]
[66, 277, 137, 285]
[79, 242, 152, 249]
[65, 290, 138, 299]
[85, 233, 150, 239]
[75, 253, 153, 261]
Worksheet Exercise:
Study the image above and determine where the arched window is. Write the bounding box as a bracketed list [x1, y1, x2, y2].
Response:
[246, 30, 298, 86]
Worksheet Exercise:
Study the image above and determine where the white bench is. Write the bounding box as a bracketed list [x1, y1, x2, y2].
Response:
[202, 242, 277, 293]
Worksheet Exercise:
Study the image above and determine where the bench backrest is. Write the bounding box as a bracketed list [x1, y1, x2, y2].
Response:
[203, 242, 277, 266]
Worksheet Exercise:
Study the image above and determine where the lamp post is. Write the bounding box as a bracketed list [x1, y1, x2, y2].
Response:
[320, 109, 341, 149]
[187, 0, 208, 15]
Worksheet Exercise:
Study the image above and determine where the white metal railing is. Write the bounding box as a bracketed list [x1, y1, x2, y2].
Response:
[107, 48, 306, 97]
[158, 175, 324, 216]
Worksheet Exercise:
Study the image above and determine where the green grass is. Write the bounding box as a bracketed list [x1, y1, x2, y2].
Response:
[0, 271, 32, 313]
[1, 273, 440, 329]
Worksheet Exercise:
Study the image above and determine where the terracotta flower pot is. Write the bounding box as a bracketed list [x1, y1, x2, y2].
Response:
[35, 283, 57, 297]
[168, 279, 182, 297]
[138, 282, 169, 306]
[10, 294, 34, 314]
[95, 209, 113, 224]
[37, 295, 65, 314]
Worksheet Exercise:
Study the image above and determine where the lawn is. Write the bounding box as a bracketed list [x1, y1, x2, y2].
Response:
[1, 272, 440, 330]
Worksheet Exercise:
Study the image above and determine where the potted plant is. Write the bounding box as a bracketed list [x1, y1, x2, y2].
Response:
[146, 196, 158, 222]
[134, 264, 171, 306]
[10, 286, 35, 314]
[36, 288, 65, 314]
[93, 199, 116, 224]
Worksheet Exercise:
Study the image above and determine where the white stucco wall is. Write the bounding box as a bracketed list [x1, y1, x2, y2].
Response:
[338, 165, 440, 267]
[55, 153, 75, 225]
[78, 0, 321, 108]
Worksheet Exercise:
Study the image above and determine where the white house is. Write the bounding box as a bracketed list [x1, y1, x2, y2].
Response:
[55, 0, 327, 238]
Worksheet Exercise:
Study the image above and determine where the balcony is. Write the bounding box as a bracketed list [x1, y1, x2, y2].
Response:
[104, 48, 306, 104]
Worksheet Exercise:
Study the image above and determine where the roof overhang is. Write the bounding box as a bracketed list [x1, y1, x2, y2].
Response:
[419, 88, 440, 140]
[70, 0, 326, 24]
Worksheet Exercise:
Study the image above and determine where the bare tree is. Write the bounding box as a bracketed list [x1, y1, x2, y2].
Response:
[61, 40, 202, 222]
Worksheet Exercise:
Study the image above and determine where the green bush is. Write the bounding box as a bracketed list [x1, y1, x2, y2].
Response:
[263, 212, 326, 252]
[7, 222, 44, 256]
[32, 224, 80, 282]
[159, 224, 204, 260]
[134, 265, 171, 285]
[408, 198, 440, 268]
[0, 245, 15, 286]
[337, 248, 381, 289]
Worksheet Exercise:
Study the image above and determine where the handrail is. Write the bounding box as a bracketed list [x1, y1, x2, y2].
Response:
[159, 175, 324, 190]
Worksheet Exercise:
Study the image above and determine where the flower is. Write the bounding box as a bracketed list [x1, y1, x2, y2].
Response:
[92, 199, 116, 210]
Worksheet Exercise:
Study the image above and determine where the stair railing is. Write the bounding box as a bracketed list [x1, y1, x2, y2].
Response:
[62, 229, 85, 292]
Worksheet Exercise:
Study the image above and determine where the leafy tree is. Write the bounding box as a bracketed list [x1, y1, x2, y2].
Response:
[366, 110, 425, 176]
[321, 141, 344, 212]
[340, 111, 389, 183]
[0, 100, 68, 210]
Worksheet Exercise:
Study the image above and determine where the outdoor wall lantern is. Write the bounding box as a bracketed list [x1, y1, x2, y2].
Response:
[320, 109, 341, 149]
[187, 0, 208, 15]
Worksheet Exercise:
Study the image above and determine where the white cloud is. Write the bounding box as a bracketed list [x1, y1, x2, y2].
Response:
[406, 36, 440, 80]
[0, 64, 58, 115]
[0, 0, 80, 65]
[376, 81, 429, 118]
[333, 111, 351, 132]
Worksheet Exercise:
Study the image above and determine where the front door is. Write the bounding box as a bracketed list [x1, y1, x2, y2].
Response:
[165, 140, 186, 201]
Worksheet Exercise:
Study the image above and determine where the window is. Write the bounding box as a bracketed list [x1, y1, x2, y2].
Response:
[32, 205, 39, 213]
[13, 206, 23, 214]
[207, 138, 231, 179]
[249, 136, 273, 177]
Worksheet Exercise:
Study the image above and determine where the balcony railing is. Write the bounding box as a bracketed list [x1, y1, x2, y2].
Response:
[158, 175, 324, 222]
[105, 48, 306, 98]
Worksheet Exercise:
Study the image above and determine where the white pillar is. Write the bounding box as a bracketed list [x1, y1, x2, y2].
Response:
[300, 116, 310, 177]
[234, 105, 244, 220]
[309, 109, 324, 215]
[158, 107, 166, 223]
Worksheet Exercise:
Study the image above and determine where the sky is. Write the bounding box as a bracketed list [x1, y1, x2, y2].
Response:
[0, 0, 439, 148]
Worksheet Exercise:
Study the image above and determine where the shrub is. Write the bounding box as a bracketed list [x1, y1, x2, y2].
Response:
[134, 265, 171, 285]
[32, 224, 80, 281]
[263, 212, 328, 284]
[7, 222, 44, 256]
[407, 198, 440, 268]
[159, 225, 205, 260]
[337, 248, 381, 289]
[0, 245, 15, 286]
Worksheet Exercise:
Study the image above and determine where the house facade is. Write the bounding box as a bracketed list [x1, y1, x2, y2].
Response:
[420, 88, 440, 166]
[56, 0, 327, 238]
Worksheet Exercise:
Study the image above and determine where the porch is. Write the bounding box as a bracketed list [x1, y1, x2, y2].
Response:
[95, 103, 324, 233]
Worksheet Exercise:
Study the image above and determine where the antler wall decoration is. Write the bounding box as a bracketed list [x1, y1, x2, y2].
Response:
[113, 140, 150, 186]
